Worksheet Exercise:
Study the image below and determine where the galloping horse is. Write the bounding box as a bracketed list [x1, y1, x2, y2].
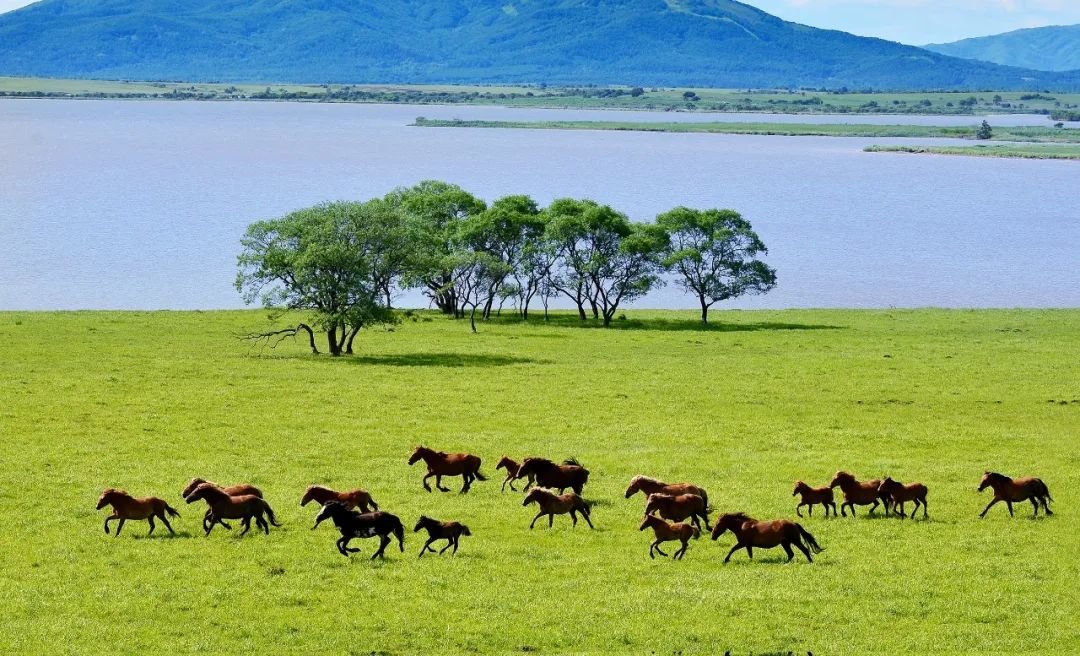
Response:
[639, 514, 699, 560]
[792, 481, 837, 517]
[300, 485, 378, 528]
[413, 515, 471, 557]
[181, 478, 262, 532]
[878, 477, 929, 519]
[408, 446, 486, 493]
[517, 457, 589, 495]
[496, 456, 534, 492]
[522, 487, 594, 529]
[979, 471, 1052, 518]
[643, 492, 711, 530]
[829, 471, 887, 517]
[711, 512, 823, 563]
[96, 489, 180, 537]
[314, 501, 405, 559]
[625, 475, 709, 510]
[185, 483, 281, 536]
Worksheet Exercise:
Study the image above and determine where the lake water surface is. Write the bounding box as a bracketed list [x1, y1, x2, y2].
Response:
[1, 99, 1077, 310]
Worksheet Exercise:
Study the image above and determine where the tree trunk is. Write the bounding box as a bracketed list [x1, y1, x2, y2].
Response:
[344, 324, 362, 354]
[327, 326, 341, 356]
[589, 298, 599, 320]
[298, 323, 318, 354]
[469, 306, 478, 333]
[700, 296, 709, 325]
[576, 301, 587, 321]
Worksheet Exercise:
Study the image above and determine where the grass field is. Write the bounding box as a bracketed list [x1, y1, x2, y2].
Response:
[865, 144, 1080, 160]
[1, 309, 1077, 654]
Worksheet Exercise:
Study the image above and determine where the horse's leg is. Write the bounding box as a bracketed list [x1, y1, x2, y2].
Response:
[841, 502, 851, 517]
[257, 514, 269, 534]
[419, 537, 434, 557]
[897, 501, 906, 519]
[147, 516, 156, 536]
[869, 500, 879, 515]
[461, 473, 472, 494]
[830, 502, 838, 516]
[654, 542, 669, 557]
[422, 471, 434, 492]
[239, 517, 251, 536]
[922, 498, 929, 519]
[700, 511, 712, 531]
[529, 512, 544, 529]
[569, 509, 578, 527]
[159, 512, 176, 535]
[782, 542, 795, 562]
[337, 537, 349, 557]
[1042, 496, 1053, 516]
[690, 514, 700, 530]
[723, 543, 742, 564]
[648, 540, 657, 559]
[745, 545, 753, 560]
[980, 497, 1001, 518]
[807, 504, 812, 517]
[1007, 501, 1014, 517]
[114, 518, 126, 537]
[451, 536, 460, 555]
[372, 535, 390, 560]
[1030, 498, 1040, 518]
[793, 537, 813, 563]
[501, 476, 508, 493]
[103, 513, 118, 534]
[436, 474, 451, 493]
[548, 514, 554, 529]
[582, 507, 594, 529]
[796, 503, 803, 518]
[439, 539, 454, 555]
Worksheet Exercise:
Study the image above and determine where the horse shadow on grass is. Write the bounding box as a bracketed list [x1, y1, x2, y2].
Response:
[344, 353, 550, 367]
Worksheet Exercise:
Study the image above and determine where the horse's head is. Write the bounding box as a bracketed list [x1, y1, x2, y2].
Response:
[496, 456, 513, 471]
[522, 488, 541, 507]
[408, 446, 427, 466]
[643, 493, 671, 515]
[185, 482, 220, 504]
[639, 514, 658, 531]
[979, 471, 1003, 492]
[792, 481, 807, 496]
[314, 500, 349, 528]
[300, 485, 319, 507]
[878, 477, 897, 494]
[96, 488, 122, 510]
[413, 516, 430, 532]
[830, 471, 854, 488]
[624, 477, 642, 498]
[712, 512, 752, 540]
[181, 477, 208, 499]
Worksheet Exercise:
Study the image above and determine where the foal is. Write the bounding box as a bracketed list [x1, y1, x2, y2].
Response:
[625, 475, 709, 510]
[314, 501, 405, 559]
[496, 456, 534, 492]
[185, 483, 281, 536]
[96, 489, 180, 537]
[792, 481, 837, 517]
[829, 471, 887, 517]
[711, 512, 823, 564]
[522, 487, 594, 529]
[300, 485, 378, 527]
[979, 471, 1052, 518]
[408, 446, 487, 493]
[639, 514, 699, 560]
[413, 515, 471, 557]
[878, 477, 929, 519]
[181, 478, 262, 532]
[643, 493, 711, 530]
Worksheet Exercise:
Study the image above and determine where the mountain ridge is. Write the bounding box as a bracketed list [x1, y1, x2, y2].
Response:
[924, 24, 1080, 73]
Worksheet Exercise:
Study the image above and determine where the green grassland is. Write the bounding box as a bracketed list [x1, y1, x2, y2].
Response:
[865, 144, 1080, 160]
[413, 117, 1080, 144]
[1, 309, 1078, 654]
[2, 76, 1080, 117]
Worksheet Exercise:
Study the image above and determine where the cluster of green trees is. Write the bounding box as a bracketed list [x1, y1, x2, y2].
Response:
[236, 181, 775, 355]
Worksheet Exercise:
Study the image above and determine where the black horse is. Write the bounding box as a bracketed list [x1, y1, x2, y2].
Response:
[314, 501, 405, 559]
[517, 457, 590, 495]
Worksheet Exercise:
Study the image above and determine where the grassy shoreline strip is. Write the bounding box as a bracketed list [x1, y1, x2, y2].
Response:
[865, 144, 1080, 160]
[411, 117, 1080, 143]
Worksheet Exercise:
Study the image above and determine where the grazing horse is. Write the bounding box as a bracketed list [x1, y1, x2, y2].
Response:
[96, 489, 180, 537]
[522, 487, 594, 529]
[644, 493, 711, 530]
[300, 485, 378, 527]
[878, 477, 929, 519]
[829, 471, 887, 517]
[517, 457, 589, 495]
[408, 446, 486, 493]
[496, 456, 534, 492]
[792, 481, 837, 518]
[314, 501, 405, 559]
[185, 483, 280, 536]
[625, 475, 709, 510]
[413, 515, 471, 557]
[639, 513, 699, 560]
[979, 471, 1052, 518]
[181, 478, 263, 532]
[711, 512, 823, 564]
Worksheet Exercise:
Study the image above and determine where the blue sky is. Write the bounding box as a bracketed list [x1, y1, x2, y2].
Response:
[1, 0, 1079, 45]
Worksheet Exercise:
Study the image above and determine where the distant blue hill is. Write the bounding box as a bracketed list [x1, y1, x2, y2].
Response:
[1, 0, 1078, 90]
[925, 24, 1080, 73]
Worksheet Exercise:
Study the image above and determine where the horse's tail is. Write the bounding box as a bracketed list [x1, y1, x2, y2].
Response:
[579, 496, 592, 516]
[369, 496, 379, 511]
[263, 500, 282, 527]
[460, 525, 472, 537]
[393, 518, 406, 552]
[700, 488, 710, 512]
[473, 469, 487, 482]
[690, 526, 701, 540]
[163, 501, 181, 518]
[1039, 479, 1053, 503]
[798, 524, 823, 553]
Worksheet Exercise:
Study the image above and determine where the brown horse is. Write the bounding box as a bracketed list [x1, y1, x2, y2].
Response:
[792, 481, 837, 518]
[517, 457, 589, 495]
[639, 513, 699, 560]
[625, 475, 709, 510]
[496, 456, 535, 492]
[711, 512, 823, 563]
[979, 471, 1053, 518]
[408, 446, 486, 493]
[522, 487, 594, 529]
[181, 478, 263, 532]
[300, 485, 378, 528]
[185, 483, 281, 536]
[878, 477, 929, 519]
[829, 471, 888, 517]
[413, 515, 472, 557]
[644, 493, 711, 530]
[96, 489, 180, 537]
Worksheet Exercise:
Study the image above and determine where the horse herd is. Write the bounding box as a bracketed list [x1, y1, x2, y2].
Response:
[95, 445, 1055, 563]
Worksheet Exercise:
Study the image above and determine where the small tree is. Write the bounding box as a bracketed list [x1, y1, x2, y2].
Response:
[657, 207, 776, 324]
[976, 120, 993, 140]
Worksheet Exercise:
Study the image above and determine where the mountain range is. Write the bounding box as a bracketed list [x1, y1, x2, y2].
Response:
[1, 0, 1078, 90]
[925, 24, 1080, 73]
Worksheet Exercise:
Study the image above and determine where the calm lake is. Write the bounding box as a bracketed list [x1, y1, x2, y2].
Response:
[1, 99, 1077, 310]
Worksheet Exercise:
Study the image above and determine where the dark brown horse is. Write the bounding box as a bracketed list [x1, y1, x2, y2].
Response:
[496, 456, 534, 492]
[979, 471, 1052, 518]
[644, 492, 711, 530]
[181, 478, 262, 532]
[878, 477, 929, 519]
[185, 483, 281, 536]
[711, 512, 823, 563]
[315, 501, 405, 559]
[96, 489, 180, 537]
[792, 481, 837, 518]
[625, 475, 709, 510]
[413, 515, 472, 557]
[300, 485, 378, 528]
[522, 487, 594, 529]
[829, 471, 887, 517]
[408, 446, 486, 493]
[639, 513, 699, 560]
[517, 457, 589, 495]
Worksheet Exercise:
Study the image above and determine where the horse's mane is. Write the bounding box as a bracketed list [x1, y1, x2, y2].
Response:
[983, 471, 1009, 481]
[305, 484, 332, 492]
[563, 457, 581, 467]
[721, 512, 755, 523]
[631, 475, 664, 486]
